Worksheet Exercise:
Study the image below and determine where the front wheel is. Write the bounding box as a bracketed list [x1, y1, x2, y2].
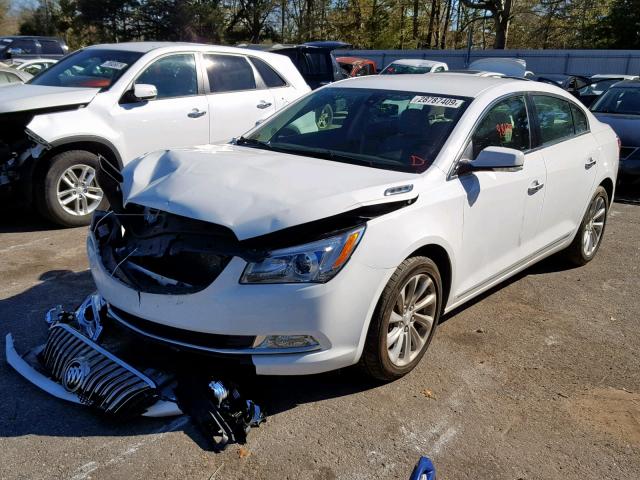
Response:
[564, 186, 609, 266]
[359, 256, 442, 381]
[35, 150, 106, 227]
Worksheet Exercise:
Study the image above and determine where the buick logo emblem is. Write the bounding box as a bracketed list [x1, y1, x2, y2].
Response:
[62, 358, 90, 392]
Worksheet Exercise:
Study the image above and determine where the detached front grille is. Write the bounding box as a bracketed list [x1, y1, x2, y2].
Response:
[40, 323, 158, 416]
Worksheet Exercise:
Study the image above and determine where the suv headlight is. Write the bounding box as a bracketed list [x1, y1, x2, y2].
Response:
[241, 226, 365, 284]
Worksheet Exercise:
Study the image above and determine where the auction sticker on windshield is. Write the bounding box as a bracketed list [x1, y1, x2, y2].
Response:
[100, 61, 128, 70]
[410, 96, 465, 108]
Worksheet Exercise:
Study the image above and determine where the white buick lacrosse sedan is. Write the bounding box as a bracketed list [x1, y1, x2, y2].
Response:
[9, 74, 619, 398]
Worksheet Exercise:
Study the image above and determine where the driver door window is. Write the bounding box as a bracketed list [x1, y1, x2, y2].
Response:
[135, 54, 197, 100]
[469, 96, 530, 159]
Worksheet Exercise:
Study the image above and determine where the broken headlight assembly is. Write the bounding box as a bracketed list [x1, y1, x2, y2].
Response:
[240, 225, 365, 284]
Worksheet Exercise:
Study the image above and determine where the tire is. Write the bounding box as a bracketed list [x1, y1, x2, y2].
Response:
[564, 185, 609, 266]
[35, 150, 107, 227]
[359, 256, 443, 381]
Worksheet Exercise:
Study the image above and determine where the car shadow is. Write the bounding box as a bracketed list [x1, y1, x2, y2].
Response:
[614, 187, 640, 205]
[0, 205, 62, 234]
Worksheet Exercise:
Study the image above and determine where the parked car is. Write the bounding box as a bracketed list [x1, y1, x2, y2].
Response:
[0, 42, 310, 226]
[380, 59, 448, 75]
[469, 58, 529, 78]
[440, 69, 504, 78]
[7, 74, 618, 418]
[0, 66, 32, 85]
[0, 36, 68, 61]
[576, 74, 639, 107]
[337, 56, 377, 77]
[591, 80, 640, 186]
[244, 43, 346, 89]
[11, 58, 58, 76]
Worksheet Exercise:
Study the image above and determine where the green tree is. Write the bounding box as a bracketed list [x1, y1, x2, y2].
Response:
[599, 0, 640, 48]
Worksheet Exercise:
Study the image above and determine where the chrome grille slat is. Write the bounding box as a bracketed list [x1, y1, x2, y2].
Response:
[40, 324, 157, 416]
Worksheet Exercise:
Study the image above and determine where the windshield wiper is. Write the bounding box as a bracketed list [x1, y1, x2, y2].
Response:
[235, 136, 273, 150]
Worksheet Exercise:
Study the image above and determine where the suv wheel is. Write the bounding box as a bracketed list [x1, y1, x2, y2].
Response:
[360, 256, 442, 381]
[35, 150, 106, 227]
[564, 186, 609, 266]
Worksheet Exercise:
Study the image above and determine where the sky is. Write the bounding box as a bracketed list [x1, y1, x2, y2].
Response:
[10, 0, 38, 14]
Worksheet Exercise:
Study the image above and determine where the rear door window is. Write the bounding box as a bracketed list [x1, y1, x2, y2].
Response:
[250, 57, 286, 88]
[205, 54, 256, 93]
[40, 40, 64, 55]
[532, 95, 575, 146]
[10, 39, 36, 54]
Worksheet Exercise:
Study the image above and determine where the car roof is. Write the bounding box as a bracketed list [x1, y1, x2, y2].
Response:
[610, 80, 640, 89]
[0, 35, 62, 41]
[85, 42, 296, 59]
[333, 73, 528, 97]
[389, 59, 444, 67]
[591, 74, 639, 80]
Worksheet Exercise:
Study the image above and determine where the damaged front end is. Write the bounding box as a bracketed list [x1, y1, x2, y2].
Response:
[0, 111, 40, 195]
[7, 293, 265, 450]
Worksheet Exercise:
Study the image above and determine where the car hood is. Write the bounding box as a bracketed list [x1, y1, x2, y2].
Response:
[0, 84, 100, 114]
[122, 144, 419, 240]
[594, 112, 640, 147]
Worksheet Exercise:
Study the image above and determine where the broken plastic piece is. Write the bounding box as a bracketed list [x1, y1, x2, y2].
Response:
[176, 376, 265, 452]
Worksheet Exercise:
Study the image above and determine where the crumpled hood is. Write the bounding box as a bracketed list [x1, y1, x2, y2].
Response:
[0, 84, 100, 114]
[122, 144, 419, 240]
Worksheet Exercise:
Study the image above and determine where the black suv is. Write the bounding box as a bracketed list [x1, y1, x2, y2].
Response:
[242, 42, 349, 90]
[0, 36, 69, 61]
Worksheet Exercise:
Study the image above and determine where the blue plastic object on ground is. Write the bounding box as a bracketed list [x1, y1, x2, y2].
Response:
[409, 456, 436, 480]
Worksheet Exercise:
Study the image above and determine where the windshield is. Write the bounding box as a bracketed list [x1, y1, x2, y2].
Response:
[30, 49, 143, 89]
[241, 87, 470, 173]
[381, 64, 431, 75]
[580, 79, 622, 96]
[591, 87, 640, 115]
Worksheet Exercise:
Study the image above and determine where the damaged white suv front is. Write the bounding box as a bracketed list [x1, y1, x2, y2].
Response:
[7, 75, 619, 420]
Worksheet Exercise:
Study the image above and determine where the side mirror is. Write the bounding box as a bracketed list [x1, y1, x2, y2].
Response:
[458, 146, 525, 175]
[133, 83, 157, 101]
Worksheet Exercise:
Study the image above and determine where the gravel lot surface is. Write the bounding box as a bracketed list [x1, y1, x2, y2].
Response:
[1, 198, 638, 480]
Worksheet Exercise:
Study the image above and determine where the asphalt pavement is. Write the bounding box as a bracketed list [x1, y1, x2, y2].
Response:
[1, 198, 638, 480]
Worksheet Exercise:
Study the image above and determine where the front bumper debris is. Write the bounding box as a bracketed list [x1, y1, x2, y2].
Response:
[6, 293, 266, 450]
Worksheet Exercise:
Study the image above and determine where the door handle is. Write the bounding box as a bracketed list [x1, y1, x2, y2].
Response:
[188, 108, 206, 118]
[585, 157, 597, 169]
[257, 101, 272, 109]
[528, 180, 544, 195]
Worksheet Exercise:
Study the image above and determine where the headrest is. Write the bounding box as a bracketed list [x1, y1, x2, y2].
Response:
[399, 108, 427, 134]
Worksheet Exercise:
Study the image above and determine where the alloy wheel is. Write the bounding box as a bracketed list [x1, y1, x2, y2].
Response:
[582, 195, 606, 257]
[387, 273, 437, 367]
[316, 104, 333, 129]
[56, 164, 104, 217]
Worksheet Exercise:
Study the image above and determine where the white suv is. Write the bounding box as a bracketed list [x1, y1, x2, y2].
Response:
[0, 42, 310, 226]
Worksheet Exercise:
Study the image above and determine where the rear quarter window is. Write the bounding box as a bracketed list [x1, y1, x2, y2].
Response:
[250, 57, 286, 88]
[533, 95, 575, 146]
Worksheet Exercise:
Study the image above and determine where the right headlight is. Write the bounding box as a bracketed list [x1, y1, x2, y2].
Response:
[240, 225, 365, 284]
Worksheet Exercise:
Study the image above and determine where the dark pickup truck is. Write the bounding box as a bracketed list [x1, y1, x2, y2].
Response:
[0, 36, 69, 61]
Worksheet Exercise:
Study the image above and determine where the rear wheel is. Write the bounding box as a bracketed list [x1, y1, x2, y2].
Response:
[360, 256, 442, 381]
[35, 150, 106, 227]
[564, 186, 609, 266]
